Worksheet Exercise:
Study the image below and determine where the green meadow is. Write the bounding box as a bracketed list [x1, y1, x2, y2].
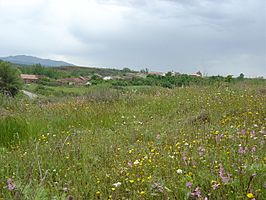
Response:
[0, 83, 265, 199]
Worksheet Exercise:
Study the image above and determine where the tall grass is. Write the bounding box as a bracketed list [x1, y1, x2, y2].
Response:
[0, 84, 265, 199]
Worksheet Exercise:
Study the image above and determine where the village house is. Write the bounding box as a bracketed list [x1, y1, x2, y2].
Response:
[190, 71, 203, 77]
[147, 72, 166, 76]
[57, 76, 89, 85]
[103, 76, 113, 81]
[20, 74, 43, 83]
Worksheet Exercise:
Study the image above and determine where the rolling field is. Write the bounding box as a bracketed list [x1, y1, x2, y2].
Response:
[0, 84, 265, 199]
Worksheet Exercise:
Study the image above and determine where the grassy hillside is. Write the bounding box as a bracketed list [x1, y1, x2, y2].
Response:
[18, 64, 136, 79]
[0, 84, 265, 199]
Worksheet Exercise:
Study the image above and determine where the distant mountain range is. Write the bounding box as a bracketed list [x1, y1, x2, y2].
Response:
[0, 55, 75, 67]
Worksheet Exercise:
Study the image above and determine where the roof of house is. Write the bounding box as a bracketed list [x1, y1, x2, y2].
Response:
[148, 72, 166, 76]
[58, 77, 87, 83]
[20, 74, 39, 80]
[190, 73, 201, 77]
[103, 76, 113, 80]
[190, 71, 202, 77]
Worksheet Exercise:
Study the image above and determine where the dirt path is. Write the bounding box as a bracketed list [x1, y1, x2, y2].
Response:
[22, 90, 38, 99]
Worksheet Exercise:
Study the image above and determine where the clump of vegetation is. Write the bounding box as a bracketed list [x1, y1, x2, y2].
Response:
[0, 61, 23, 97]
[189, 110, 210, 125]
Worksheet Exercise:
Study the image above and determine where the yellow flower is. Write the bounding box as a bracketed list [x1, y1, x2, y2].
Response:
[140, 191, 145, 195]
[246, 193, 255, 199]
[96, 191, 101, 196]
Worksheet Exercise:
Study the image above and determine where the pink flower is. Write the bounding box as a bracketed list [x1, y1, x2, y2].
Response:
[127, 162, 133, 167]
[191, 186, 201, 198]
[238, 146, 248, 154]
[251, 147, 256, 153]
[219, 164, 230, 184]
[212, 182, 220, 190]
[7, 178, 15, 191]
[186, 182, 193, 189]
[250, 131, 256, 138]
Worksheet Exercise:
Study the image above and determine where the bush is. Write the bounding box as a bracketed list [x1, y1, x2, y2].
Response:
[0, 61, 23, 97]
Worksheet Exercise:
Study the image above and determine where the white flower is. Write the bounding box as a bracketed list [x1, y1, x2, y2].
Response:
[176, 169, 183, 174]
[113, 182, 122, 187]
[134, 160, 140, 165]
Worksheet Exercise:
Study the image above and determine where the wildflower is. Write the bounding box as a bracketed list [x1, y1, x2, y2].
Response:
[251, 146, 256, 153]
[246, 193, 255, 199]
[152, 183, 164, 193]
[128, 162, 133, 167]
[113, 182, 121, 187]
[133, 160, 139, 165]
[63, 185, 68, 192]
[6, 178, 15, 191]
[190, 186, 201, 198]
[96, 191, 101, 196]
[211, 181, 220, 190]
[186, 182, 192, 189]
[219, 164, 230, 183]
[140, 191, 146, 195]
[250, 131, 256, 138]
[238, 146, 247, 154]
[176, 169, 183, 174]
[198, 146, 206, 156]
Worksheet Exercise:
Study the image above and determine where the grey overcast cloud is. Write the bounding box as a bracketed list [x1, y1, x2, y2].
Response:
[0, 0, 265, 77]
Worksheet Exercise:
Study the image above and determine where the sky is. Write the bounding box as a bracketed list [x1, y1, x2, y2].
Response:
[0, 0, 265, 77]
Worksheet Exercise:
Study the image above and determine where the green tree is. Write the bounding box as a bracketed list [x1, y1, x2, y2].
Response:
[122, 67, 132, 73]
[237, 73, 244, 80]
[225, 75, 233, 83]
[0, 61, 23, 97]
[165, 71, 172, 77]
